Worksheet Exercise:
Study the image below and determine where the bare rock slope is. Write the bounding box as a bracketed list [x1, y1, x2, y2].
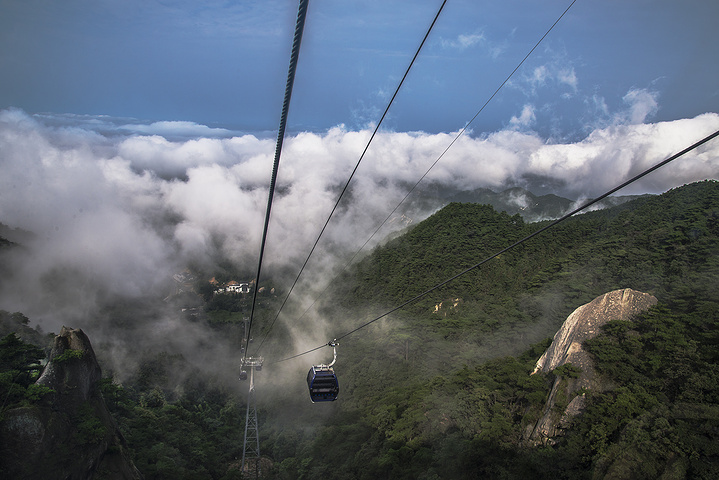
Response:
[526, 288, 658, 444]
[0, 326, 142, 480]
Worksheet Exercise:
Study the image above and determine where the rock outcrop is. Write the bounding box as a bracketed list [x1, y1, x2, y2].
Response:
[0, 326, 142, 479]
[526, 288, 658, 445]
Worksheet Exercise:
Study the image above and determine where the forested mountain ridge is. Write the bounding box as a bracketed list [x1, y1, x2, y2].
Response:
[335, 180, 718, 331]
[1, 180, 718, 479]
[413, 185, 646, 223]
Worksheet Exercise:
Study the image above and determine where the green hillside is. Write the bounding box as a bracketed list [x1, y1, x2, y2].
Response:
[2, 180, 718, 479]
[264, 179, 719, 479]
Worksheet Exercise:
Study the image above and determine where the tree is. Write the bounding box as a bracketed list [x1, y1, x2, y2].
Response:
[0, 333, 45, 387]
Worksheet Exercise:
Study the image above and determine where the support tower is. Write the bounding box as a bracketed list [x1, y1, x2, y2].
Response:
[241, 356, 263, 479]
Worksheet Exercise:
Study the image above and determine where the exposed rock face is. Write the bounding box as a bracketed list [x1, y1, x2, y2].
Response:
[526, 288, 658, 445]
[36, 326, 103, 408]
[0, 326, 142, 480]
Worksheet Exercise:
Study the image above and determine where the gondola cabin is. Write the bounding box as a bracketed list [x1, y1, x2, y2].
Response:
[307, 365, 339, 402]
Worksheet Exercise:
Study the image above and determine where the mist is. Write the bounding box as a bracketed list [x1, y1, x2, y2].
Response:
[1, 106, 718, 391]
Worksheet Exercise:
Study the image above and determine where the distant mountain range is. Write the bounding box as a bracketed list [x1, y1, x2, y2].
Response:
[429, 187, 650, 222]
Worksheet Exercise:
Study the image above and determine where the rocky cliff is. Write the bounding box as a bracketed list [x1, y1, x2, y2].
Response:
[526, 288, 658, 444]
[0, 326, 142, 480]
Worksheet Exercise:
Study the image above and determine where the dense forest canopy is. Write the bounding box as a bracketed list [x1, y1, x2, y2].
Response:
[1, 180, 718, 479]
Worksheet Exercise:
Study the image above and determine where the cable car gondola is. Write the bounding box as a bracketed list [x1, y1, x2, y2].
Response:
[307, 341, 339, 402]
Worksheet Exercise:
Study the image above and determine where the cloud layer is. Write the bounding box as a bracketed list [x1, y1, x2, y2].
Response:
[1, 106, 718, 381]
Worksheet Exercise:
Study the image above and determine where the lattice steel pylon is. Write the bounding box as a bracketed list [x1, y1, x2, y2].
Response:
[241, 357, 263, 479]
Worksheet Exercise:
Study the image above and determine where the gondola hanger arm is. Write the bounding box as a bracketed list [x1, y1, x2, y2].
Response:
[327, 340, 338, 367]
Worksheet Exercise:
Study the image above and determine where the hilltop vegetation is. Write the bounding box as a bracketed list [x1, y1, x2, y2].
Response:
[1, 181, 718, 478]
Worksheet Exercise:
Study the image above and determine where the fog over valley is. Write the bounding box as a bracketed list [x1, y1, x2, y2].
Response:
[1, 107, 718, 385]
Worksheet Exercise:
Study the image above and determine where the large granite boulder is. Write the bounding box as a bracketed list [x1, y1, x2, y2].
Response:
[526, 288, 658, 444]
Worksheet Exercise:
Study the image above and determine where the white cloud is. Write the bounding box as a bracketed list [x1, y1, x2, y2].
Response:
[510, 104, 537, 129]
[557, 67, 578, 92]
[31, 112, 244, 142]
[440, 31, 504, 58]
[512, 45, 579, 100]
[458, 33, 485, 49]
[520, 63, 578, 98]
[589, 94, 610, 117]
[121, 120, 235, 139]
[531, 65, 549, 87]
[117, 133, 273, 179]
[619, 88, 660, 124]
[528, 113, 719, 194]
[441, 32, 484, 50]
[583, 88, 661, 132]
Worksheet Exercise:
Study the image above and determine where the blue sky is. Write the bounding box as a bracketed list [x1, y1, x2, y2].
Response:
[2, 0, 718, 136]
